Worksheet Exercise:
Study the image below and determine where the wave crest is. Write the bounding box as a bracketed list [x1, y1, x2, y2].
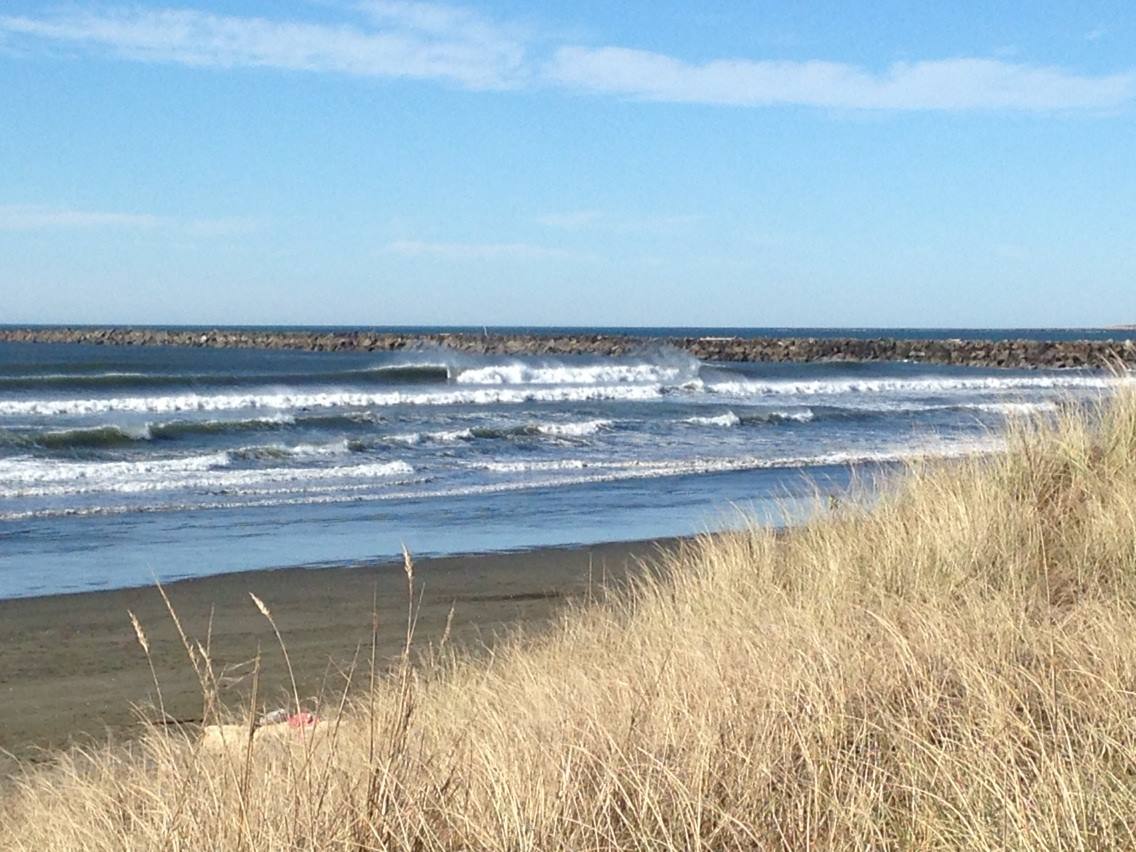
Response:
[455, 360, 694, 387]
[705, 374, 1125, 398]
[0, 384, 666, 417]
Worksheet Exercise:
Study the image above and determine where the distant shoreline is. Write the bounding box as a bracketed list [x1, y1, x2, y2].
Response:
[2, 326, 1135, 369]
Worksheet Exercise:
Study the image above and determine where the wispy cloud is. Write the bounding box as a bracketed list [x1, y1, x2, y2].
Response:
[546, 47, 1135, 111]
[0, 2, 526, 89]
[0, 205, 161, 229]
[384, 239, 580, 260]
[1, 4, 1132, 111]
[0, 204, 260, 235]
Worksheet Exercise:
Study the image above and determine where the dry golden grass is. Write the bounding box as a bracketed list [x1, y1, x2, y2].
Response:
[4, 390, 1136, 849]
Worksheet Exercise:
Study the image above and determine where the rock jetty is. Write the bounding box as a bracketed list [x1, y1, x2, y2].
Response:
[0, 327, 1133, 370]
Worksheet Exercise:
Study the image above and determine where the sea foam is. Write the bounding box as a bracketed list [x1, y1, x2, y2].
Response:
[704, 374, 1125, 398]
[0, 384, 666, 417]
[455, 361, 691, 386]
[0, 454, 413, 499]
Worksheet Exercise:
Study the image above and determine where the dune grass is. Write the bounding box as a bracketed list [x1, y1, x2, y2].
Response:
[4, 390, 1136, 849]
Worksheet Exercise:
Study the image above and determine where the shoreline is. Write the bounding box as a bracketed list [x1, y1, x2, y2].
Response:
[0, 536, 682, 763]
[3, 326, 1135, 369]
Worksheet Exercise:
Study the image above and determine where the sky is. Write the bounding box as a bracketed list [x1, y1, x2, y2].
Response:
[0, 1, 1133, 328]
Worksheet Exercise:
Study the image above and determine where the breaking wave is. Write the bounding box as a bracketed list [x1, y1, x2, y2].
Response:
[370, 418, 614, 448]
[6, 368, 1120, 420]
[149, 413, 297, 438]
[0, 453, 414, 499]
[684, 412, 741, 428]
[684, 409, 816, 428]
[0, 439, 1003, 521]
[704, 374, 1126, 398]
[0, 384, 666, 417]
[454, 357, 696, 387]
[31, 424, 153, 449]
[463, 439, 1001, 480]
[0, 414, 303, 451]
[229, 441, 353, 461]
[533, 419, 613, 437]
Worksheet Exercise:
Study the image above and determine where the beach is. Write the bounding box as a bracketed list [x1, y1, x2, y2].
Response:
[8, 391, 1136, 848]
[1, 0, 1130, 840]
[0, 537, 674, 762]
[1, 335, 1129, 761]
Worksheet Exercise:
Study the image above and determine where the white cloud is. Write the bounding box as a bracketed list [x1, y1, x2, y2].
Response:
[546, 47, 1135, 111]
[0, 205, 161, 229]
[0, 204, 260, 235]
[384, 239, 579, 260]
[1, 5, 1132, 111]
[0, 2, 526, 89]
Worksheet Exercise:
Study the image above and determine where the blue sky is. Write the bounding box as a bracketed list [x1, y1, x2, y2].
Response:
[1, 1, 1133, 327]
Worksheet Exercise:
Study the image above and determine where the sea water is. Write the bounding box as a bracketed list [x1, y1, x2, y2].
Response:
[0, 331, 1129, 598]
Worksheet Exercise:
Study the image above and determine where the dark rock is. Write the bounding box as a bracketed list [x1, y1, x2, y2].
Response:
[0, 327, 1133, 370]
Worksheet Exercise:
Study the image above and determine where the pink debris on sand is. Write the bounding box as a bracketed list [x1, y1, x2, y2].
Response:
[288, 712, 318, 729]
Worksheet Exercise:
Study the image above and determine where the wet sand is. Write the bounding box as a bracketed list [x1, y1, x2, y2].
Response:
[0, 538, 679, 764]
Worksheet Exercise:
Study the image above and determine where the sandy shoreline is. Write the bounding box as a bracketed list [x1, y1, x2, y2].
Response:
[0, 538, 680, 763]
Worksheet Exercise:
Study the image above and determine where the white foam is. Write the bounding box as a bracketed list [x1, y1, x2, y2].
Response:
[432, 428, 474, 442]
[0, 452, 231, 485]
[384, 428, 472, 445]
[0, 455, 413, 499]
[9, 371, 1113, 418]
[683, 409, 813, 427]
[234, 440, 352, 460]
[41, 422, 154, 442]
[0, 371, 149, 381]
[957, 401, 1059, 415]
[285, 441, 351, 458]
[705, 374, 1126, 398]
[0, 474, 427, 521]
[772, 409, 816, 422]
[385, 432, 422, 445]
[684, 412, 741, 428]
[481, 459, 591, 473]
[455, 360, 693, 386]
[473, 438, 997, 478]
[0, 438, 1005, 520]
[535, 419, 612, 437]
[365, 362, 451, 376]
[0, 384, 665, 417]
[838, 400, 1061, 416]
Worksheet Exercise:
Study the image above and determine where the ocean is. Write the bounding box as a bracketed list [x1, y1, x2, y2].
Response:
[0, 329, 1130, 599]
